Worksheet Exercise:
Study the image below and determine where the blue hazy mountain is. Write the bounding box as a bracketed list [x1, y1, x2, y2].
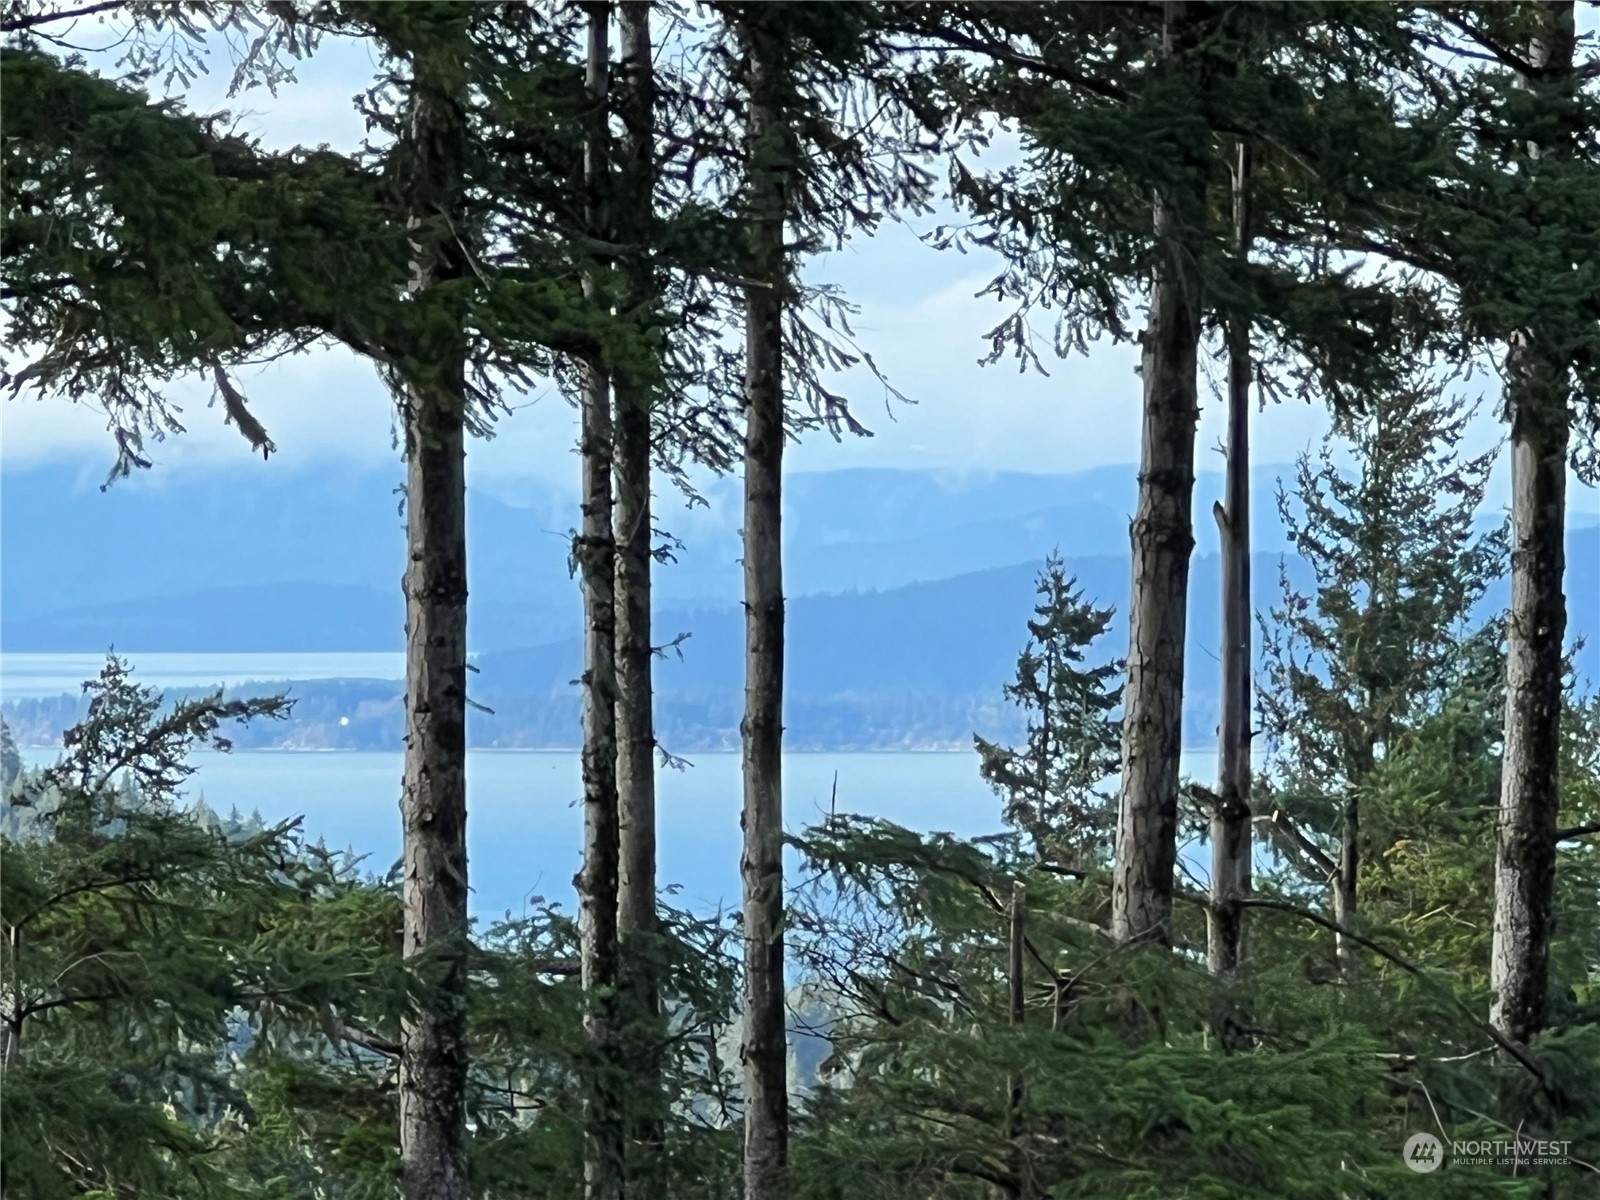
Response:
[4, 461, 1595, 670]
[2, 460, 1160, 647]
[8, 538, 1593, 752]
[5, 452, 1595, 751]
[0, 553, 1294, 749]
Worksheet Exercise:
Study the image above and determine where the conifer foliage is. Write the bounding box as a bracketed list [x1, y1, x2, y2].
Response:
[4, 2, 1600, 1197]
[975, 552, 1122, 873]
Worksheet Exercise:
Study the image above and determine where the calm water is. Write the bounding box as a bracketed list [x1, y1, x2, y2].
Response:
[16, 743, 1222, 918]
[0, 651, 404, 699]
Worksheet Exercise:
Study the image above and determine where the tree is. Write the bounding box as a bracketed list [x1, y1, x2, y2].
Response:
[709, 5, 937, 1192]
[1109, 1, 1213, 949]
[574, 6, 624, 1198]
[736, 9, 792, 1197]
[0, 719, 20, 795]
[4, 11, 640, 1191]
[355, 10, 478, 1196]
[611, 2, 668, 1192]
[0, 657, 404, 1200]
[1257, 379, 1507, 974]
[1490, 0, 1578, 1049]
[975, 552, 1122, 873]
[887, 1, 1442, 951]
[1209, 139, 1254, 977]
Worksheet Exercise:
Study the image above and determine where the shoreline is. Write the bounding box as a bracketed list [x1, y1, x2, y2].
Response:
[17, 742, 1224, 756]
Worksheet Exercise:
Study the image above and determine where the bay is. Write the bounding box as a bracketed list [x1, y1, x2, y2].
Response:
[16, 744, 1222, 919]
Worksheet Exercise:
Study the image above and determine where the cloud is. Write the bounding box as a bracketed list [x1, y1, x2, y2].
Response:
[4, 23, 1595, 526]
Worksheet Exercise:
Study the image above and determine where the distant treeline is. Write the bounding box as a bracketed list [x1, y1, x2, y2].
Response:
[0, 673, 1229, 754]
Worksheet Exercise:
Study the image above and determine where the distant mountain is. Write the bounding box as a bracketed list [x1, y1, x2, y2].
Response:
[4, 460, 1595, 670]
[0, 460, 1309, 649]
[10, 533, 1592, 752]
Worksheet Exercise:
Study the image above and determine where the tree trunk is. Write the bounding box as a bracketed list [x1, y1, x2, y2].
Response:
[577, 6, 624, 1196]
[1208, 141, 1253, 978]
[1491, 332, 1569, 1041]
[1333, 789, 1359, 977]
[740, 25, 789, 1200]
[395, 72, 472, 1200]
[1490, 0, 1574, 1049]
[1112, 206, 1201, 947]
[1007, 881, 1029, 1198]
[614, 2, 664, 1191]
[399, 369, 470, 1200]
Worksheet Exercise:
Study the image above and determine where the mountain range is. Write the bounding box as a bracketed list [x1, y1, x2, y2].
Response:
[7, 459, 1593, 656]
[4, 458, 1597, 751]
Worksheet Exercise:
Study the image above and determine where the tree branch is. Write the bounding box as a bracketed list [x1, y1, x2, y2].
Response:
[1240, 897, 1553, 1096]
[339, 1022, 401, 1058]
[1, 1, 124, 34]
[1254, 808, 1337, 879]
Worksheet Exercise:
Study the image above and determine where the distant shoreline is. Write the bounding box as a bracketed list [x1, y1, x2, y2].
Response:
[15, 741, 1224, 756]
[2, 658, 1228, 758]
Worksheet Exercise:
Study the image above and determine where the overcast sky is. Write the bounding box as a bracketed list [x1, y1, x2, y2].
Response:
[2, 16, 1595, 521]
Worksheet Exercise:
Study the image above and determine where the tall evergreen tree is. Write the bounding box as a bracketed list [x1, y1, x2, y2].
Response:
[736, 10, 792, 1197]
[374, 10, 476, 1196]
[611, 2, 667, 1191]
[1490, 0, 1578, 1049]
[975, 552, 1122, 873]
[5, 11, 651, 1190]
[1110, 1, 1213, 949]
[1258, 380, 1507, 973]
[887, 1, 1442, 952]
[574, 6, 624, 1197]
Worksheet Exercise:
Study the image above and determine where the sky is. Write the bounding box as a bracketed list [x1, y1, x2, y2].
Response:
[1, 13, 1596, 522]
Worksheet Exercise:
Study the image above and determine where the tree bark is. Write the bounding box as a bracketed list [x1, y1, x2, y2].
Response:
[614, 2, 664, 1192]
[1112, 0, 1204, 950]
[1491, 337, 1569, 1039]
[740, 24, 789, 1200]
[1112, 211, 1201, 947]
[1333, 789, 1359, 977]
[1007, 882, 1028, 1198]
[1490, 0, 1574, 1049]
[396, 78, 472, 1200]
[577, 6, 624, 1197]
[1208, 141, 1252, 977]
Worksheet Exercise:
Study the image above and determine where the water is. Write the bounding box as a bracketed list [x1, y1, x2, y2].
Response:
[15, 744, 1222, 919]
[0, 651, 404, 700]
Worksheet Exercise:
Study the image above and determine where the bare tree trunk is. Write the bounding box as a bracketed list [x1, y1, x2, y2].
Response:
[399, 372, 470, 1200]
[1007, 882, 1029, 1198]
[741, 25, 789, 1200]
[1333, 789, 1359, 976]
[395, 71, 472, 1200]
[1490, 0, 1574, 1049]
[614, 2, 664, 1192]
[1208, 142, 1253, 978]
[1491, 342, 1567, 1041]
[1112, 203, 1201, 947]
[577, 6, 623, 1197]
[1112, 1, 1204, 950]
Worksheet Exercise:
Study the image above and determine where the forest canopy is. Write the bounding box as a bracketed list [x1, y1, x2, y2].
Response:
[3, 2, 1600, 1199]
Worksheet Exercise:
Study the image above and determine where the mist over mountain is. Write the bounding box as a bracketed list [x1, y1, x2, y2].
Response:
[8, 459, 1577, 655]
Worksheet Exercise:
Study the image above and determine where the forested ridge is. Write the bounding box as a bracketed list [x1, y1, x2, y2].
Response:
[5, 520, 1597, 750]
[4, 3, 1600, 1199]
